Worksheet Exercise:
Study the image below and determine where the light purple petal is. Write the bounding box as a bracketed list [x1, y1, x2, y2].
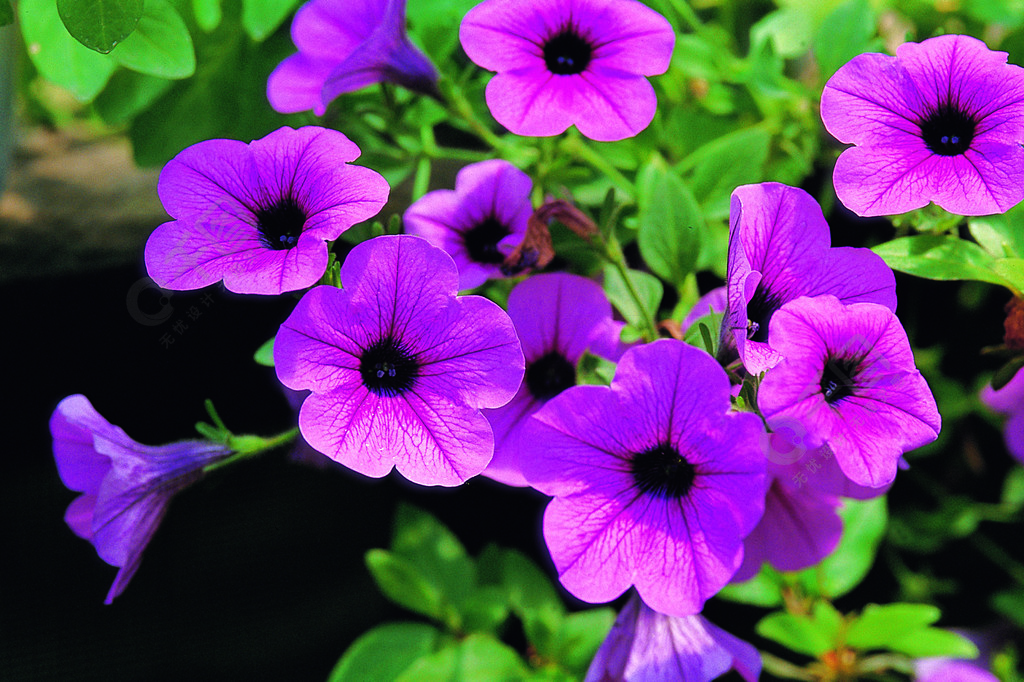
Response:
[267, 53, 337, 115]
[50, 394, 116, 493]
[65, 494, 97, 541]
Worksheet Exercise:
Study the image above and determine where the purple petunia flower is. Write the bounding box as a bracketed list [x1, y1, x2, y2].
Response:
[267, 0, 440, 115]
[403, 160, 532, 290]
[520, 339, 766, 616]
[482, 273, 624, 487]
[51, 394, 232, 603]
[145, 127, 390, 296]
[585, 592, 761, 682]
[724, 182, 897, 375]
[981, 367, 1024, 464]
[821, 34, 1024, 217]
[759, 295, 941, 488]
[916, 660, 998, 682]
[459, 0, 675, 141]
[274, 235, 524, 486]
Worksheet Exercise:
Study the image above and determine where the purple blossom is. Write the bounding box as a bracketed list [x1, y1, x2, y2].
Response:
[520, 339, 766, 616]
[916, 660, 998, 682]
[267, 0, 439, 115]
[459, 0, 675, 141]
[50, 394, 231, 603]
[725, 182, 897, 375]
[482, 273, 624, 486]
[759, 295, 941, 488]
[403, 160, 532, 290]
[821, 34, 1024, 217]
[981, 367, 1024, 463]
[274, 235, 524, 486]
[585, 592, 761, 682]
[145, 127, 389, 296]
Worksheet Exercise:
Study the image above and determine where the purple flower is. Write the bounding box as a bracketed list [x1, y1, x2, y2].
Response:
[267, 0, 439, 115]
[459, 0, 675, 141]
[145, 126, 390, 296]
[520, 339, 766, 616]
[403, 160, 532, 290]
[585, 592, 761, 682]
[51, 394, 231, 603]
[274, 235, 524, 486]
[725, 182, 897, 375]
[981, 367, 1024, 463]
[759, 295, 941, 488]
[482, 273, 624, 486]
[821, 34, 1024, 217]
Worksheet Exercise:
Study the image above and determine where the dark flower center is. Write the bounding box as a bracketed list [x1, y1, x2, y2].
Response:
[359, 336, 419, 397]
[630, 442, 697, 499]
[542, 28, 593, 76]
[255, 195, 307, 250]
[746, 284, 784, 343]
[919, 101, 977, 156]
[820, 356, 860, 404]
[463, 216, 510, 265]
[525, 351, 576, 401]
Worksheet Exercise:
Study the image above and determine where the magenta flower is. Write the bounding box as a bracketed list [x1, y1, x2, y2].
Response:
[274, 235, 524, 486]
[585, 592, 761, 682]
[821, 34, 1024, 216]
[145, 127, 389, 296]
[267, 0, 439, 115]
[482, 273, 624, 486]
[725, 183, 896, 375]
[520, 339, 766, 616]
[981, 367, 1024, 463]
[459, 0, 675, 141]
[759, 295, 941, 488]
[916, 660, 998, 682]
[403, 160, 532, 290]
[51, 394, 231, 603]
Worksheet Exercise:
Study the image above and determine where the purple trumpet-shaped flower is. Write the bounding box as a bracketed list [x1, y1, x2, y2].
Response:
[145, 126, 389, 296]
[585, 592, 761, 682]
[981, 367, 1024, 464]
[725, 182, 896, 375]
[459, 0, 675, 141]
[821, 34, 1024, 217]
[759, 295, 941, 488]
[274, 235, 524, 486]
[482, 273, 624, 486]
[267, 0, 440, 115]
[403, 160, 532, 290]
[51, 394, 232, 603]
[521, 339, 766, 616]
[916, 660, 998, 682]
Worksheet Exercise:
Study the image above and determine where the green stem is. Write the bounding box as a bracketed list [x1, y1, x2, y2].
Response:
[202, 427, 300, 474]
[598, 232, 660, 343]
[658, 0, 708, 35]
[441, 80, 508, 152]
[561, 134, 635, 199]
[970, 532, 1024, 585]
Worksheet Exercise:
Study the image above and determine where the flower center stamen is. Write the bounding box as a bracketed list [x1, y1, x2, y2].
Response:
[543, 29, 593, 76]
[631, 442, 697, 499]
[256, 195, 307, 250]
[919, 101, 977, 156]
[820, 356, 859, 404]
[746, 284, 784, 343]
[359, 336, 419, 397]
[463, 216, 510, 265]
[525, 351, 576, 401]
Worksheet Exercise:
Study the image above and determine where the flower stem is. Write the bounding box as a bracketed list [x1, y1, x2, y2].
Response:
[203, 427, 301, 474]
[596, 231, 660, 343]
[440, 79, 508, 152]
[560, 134, 635, 199]
[970, 532, 1024, 585]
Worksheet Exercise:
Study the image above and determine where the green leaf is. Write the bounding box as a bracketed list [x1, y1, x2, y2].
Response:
[93, 69, 175, 124]
[888, 628, 979, 659]
[364, 549, 446, 622]
[756, 611, 834, 657]
[112, 0, 195, 79]
[798, 496, 887, 598]
[549, 609, 616, 674]
[192, 0, 223, 32]
[602, 264, 663, 332]
[682, 311, 723, 357]
[814, 0, 880, 80]
[969, 213, 1024, 258]
[846, 603, 940, 649]
[56, 0, 143, 53]
[686, 127, 771, 219]
[718, 563, 785, 607]
[396, 634, 530, 682]
[1002, 467, 1024, 511]
[391, 504, 476, 611]
[872, 235, 1011, 288]
[241, 0, 299, 41]
[327, 622, 441, 682]
[253, 336, 275, 367]
[992, 258, 1024, 293]
[458, 586, 509, 635]
[751, 8, 813, 58]
[576, 351, 617, 387]
[636, 159, 704, 287]
[0, 1, 12, 26]
[406, 0, 479, 62]
[19, 0, 117, 101]
[993, 588, 1024, 628]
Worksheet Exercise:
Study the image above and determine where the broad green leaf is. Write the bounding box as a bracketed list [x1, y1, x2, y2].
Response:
[686, 127, 771, 219]
[888, 628, 979, 659]
[406, 0, 479, 61]
[576, 351, 617, 387]
[112, 0, 195, 79]
[550, 609, 616, 674]
[391, 504, 476, 610]
[846, 603, 940, 649]
[365, 549, 446, 622]
[327, 622, 441, 682]
[751, 8, 812, 58]
[992, 258, 1024, 293]
[798, 496, 887, 598]
[872, 235, 1011, 287]
[0, 1, 11, 26]
[459, 586, 509, 635]
[756, 611, 834, 656]
[395, 634, 530, 682]
[813, 601, 844, 642]
[253, 336, 275, 367]
[682, 311, 723, 357]
[602, 264, 663, 333]
[192, 0, 223, 32]
[1002, 467, 1024, 511]
[718, 564, 785, 607]
[242, 0, 299, 41]
[20, 0, 117, 101]
[969, 213, 1024, 258]
[636, 159, 704, 287]
[962, 0, 1024, 29]
[56, 0, 142, 53]
[93, 69, 174, 124]
[993, 588, 1024, 628]
[814, 0, 880, 80]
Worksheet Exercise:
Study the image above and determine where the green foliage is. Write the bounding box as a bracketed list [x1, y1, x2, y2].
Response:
[846, 603, 978, 658]
[0, 1, 11, 27]
[756, 610, 835, 656]
[327, 623, 442, 682]
[814, 0, 880, 80]
[253, 337, 275, 367]
[112, 0, 196, 79]
[635, 157, 703, 288]
[94, 69, 175, 124]
[405, 0, 479, 62]
[192, 0, 223, 32]
[56, 0, 142, 53]
[601, 264, 663, 332]
[683, 126, 771, 219]
[681, 311, 723, 357]
[873, 235, 1022, 293]
[576, 351, 617, 387]
[242, 0, 301, 41]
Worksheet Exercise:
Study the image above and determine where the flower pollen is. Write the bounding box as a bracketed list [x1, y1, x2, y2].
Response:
[256, 194, 307, 250]
[543, 28, 593, 76]
[463, 215, 510, 265]
[525, 350, 576, 401]
[919, 100, 977, 156]
[359, 336, 419, 397]
[631, 442, 697, 499]
[821, 355, 860, 404]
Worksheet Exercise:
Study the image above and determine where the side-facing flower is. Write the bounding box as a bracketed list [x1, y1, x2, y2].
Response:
[267, 0, 439, 115]
[403, 159, 532, 290]
[521, 339, 766, 616]
[725, 182, 896, 375]
[585, 592, 761, 682]
[145, 126, 389, 296]
[275, 235, 524, 486]
[759, 295, 941, 488]
[981, 366, 1024, 463]
[459, 0, 675, 141]
[51, 395, 232, 603]
[821, 34, 1024, 216]
[483, 273, 624, 486]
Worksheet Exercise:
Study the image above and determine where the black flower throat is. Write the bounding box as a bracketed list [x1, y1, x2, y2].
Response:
[820, 355, 860, 404]
[256, 194, 307, 250]
[543, 27, 594, 76]
[630, 442, 697, 499]
[745, 284, 784, 343]
[525, 351, 576, 401]
[918, 100, 978, 156]
[463, 216, 510, 265]
[360, 336, 420, 397]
